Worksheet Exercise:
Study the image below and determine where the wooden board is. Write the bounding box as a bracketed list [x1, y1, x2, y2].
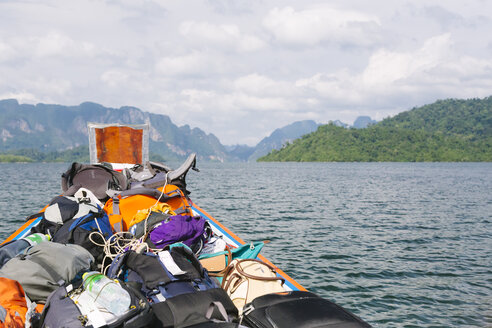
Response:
[94, 126, 143, 164]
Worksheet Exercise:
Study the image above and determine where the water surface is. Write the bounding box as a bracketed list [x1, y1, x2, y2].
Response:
[1, 162, 491, 327]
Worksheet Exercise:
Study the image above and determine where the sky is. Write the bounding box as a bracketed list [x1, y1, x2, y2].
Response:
[1, 0, 491, 146]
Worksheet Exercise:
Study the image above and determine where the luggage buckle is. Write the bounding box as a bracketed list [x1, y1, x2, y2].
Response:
[242, 304, 254, 316]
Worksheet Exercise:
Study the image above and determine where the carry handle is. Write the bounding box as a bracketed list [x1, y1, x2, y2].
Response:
[206, 246, 233, 276]
[113, 188, 178, 200]
[221, 259, 285, 289]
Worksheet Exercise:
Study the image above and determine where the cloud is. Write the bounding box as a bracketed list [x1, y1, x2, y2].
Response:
[0, 41, 16, 62]
[0, 91, 38, 104]
[1, 0, 492, 145]
[296, 33, 492, 110]
[233, 73, 295, 97]
[361, 34, 453, 86]
[179, 21, 265, 52]
[101, 70, 129, 88]
[263, 5, 381, 47]
[2, 32, 99, 61]
[155, 52, 218, 77]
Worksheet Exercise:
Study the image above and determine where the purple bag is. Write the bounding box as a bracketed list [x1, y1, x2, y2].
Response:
[149, 215, 207, 249]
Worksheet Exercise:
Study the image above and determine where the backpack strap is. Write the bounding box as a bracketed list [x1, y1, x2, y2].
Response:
[115, 188, 174, 199]
[205, 301, 231, 322]
[66, 212, 103, 242]
[110, 188, 181, 216]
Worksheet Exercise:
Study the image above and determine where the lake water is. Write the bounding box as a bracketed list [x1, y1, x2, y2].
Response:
[0, 162, 491, 327]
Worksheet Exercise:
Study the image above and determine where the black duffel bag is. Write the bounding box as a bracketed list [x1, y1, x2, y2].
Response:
[241, 291, 372, 328]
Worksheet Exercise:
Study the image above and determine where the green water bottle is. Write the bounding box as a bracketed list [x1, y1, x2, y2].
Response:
[22, 233, 51, 246]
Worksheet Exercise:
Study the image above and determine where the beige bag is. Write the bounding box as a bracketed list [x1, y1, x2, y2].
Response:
[221, 259, 285, 314]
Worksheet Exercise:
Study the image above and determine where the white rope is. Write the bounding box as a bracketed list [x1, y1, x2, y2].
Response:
[143, 172, 169, 237]
[87, 173, 169, 274]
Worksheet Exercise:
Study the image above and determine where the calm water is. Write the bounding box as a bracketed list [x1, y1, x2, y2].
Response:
[0, 162, 491, 327]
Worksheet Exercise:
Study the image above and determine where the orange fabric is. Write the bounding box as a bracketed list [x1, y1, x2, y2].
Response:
[35, 304, 44, 313]
[0, 278, 28, 328]
[104, 184, 192, 231]
[94, 126, 143, 164]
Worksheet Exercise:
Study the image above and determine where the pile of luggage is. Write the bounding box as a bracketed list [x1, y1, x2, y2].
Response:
[0, 159, 371, 328]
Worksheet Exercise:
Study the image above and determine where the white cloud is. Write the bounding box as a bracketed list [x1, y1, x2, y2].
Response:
[296, 33, 492, 111]
[22, 31, 96, 57]
[155, 52, 219, 77]
[361, 34, 453, 86]
[233, 74, 295, 97]
[30, 78, 72, 97]
[101, 70, 129, 88]
[32, 32, 75, 57]
[263, 5, 381, 47]
[179, 21, 265, 52]
[0, 91, 38, 103]
[0, 41, 16, 62]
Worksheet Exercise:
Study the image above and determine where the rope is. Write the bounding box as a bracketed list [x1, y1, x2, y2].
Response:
[143, 172, 168, 237]
[88, 173, 169, 274]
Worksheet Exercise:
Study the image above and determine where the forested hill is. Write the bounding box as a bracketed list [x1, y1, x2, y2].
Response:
[259, 97, 492, 162]
[379, 97, 491, 137]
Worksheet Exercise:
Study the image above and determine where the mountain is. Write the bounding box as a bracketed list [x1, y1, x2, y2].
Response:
[0, 99, 228, 162]
[0, 99, 384, 163]
[353, 116, 377, 128]
[259, 97, 492, 162]
[246, 120, 320, 162]
[332, 120, 350, 128]
[225, 144, 256, 161]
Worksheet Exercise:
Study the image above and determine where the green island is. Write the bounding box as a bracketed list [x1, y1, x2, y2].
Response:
[0, 146, 166, 163]
[0, 146, 90, 163]
[259, 97, 492, 162]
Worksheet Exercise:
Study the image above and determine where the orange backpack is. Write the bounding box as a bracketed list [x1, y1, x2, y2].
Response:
[104, 184, 193, 232]
[0, 277, 28, 328]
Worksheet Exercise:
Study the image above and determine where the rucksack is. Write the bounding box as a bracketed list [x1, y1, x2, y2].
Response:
[241, 291, 372, 328]
[148, 215, 208, 251]
[128, 154, 198, 196]
[61, 162, 129, 202]
[32, 188, 106, 237]
[0, 278, 28, 328]
[39, 278, 159, 328]
[221, 259, 285, 315]
[103, 185, 193, 232]
[51, 210, 113, 267]
[107, 246, 238, 327]
[0, 242, 94, 303]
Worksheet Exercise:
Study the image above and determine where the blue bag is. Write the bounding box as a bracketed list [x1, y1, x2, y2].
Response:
[52, 208, 113, 266]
